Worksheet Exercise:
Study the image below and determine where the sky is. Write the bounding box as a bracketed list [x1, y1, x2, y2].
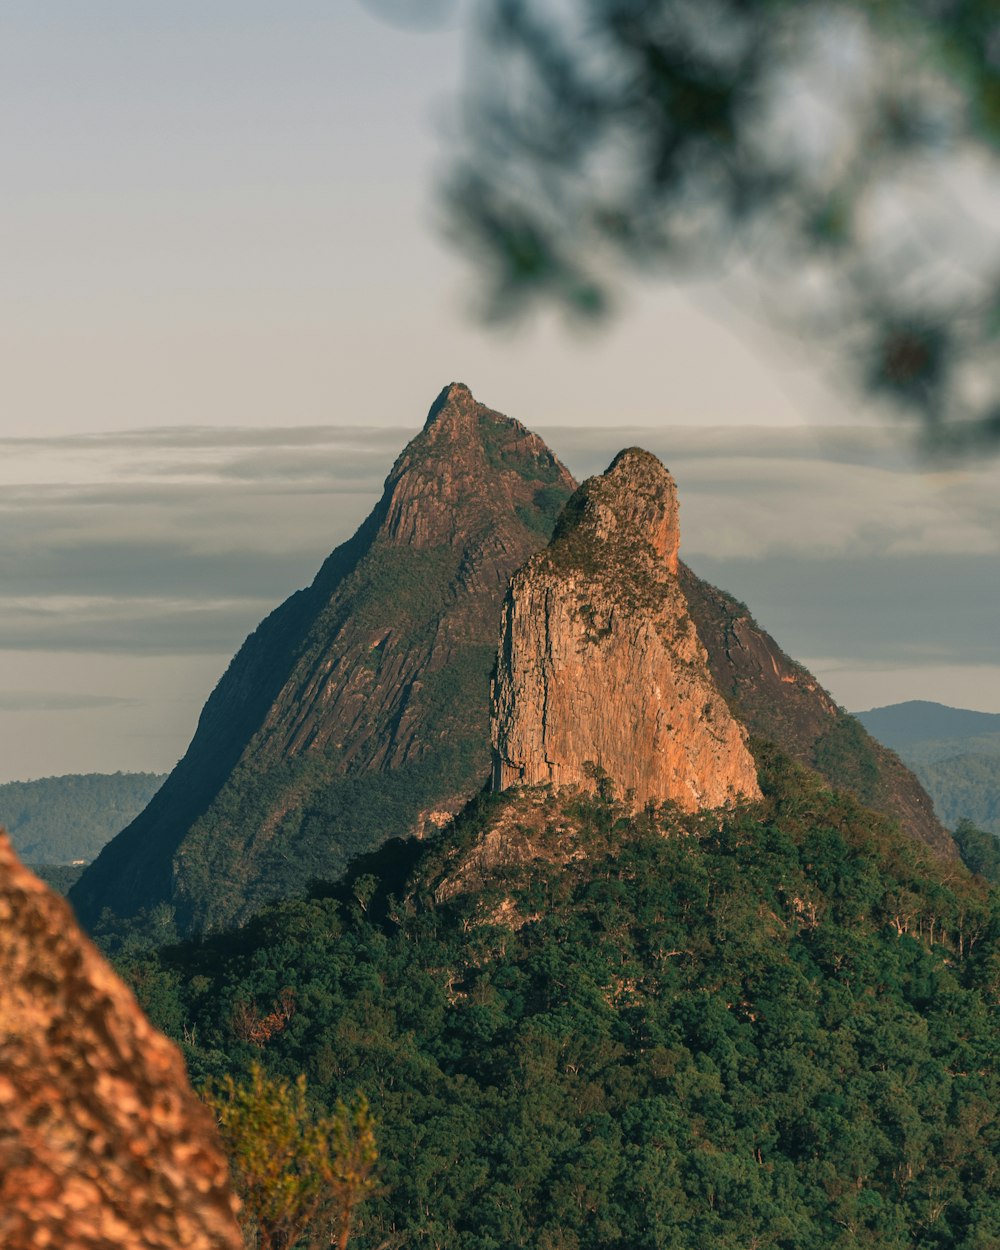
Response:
[3, 2, 1000, 783]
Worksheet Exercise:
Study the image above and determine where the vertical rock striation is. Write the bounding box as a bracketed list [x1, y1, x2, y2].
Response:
[492, 449, 762, 811]
[0, 831, 241, 1250]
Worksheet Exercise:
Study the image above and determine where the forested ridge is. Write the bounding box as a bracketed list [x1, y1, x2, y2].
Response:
[857, 703, 1000, 836]
[0, 771, 165, 865]
[108, 747, 1000, 1250]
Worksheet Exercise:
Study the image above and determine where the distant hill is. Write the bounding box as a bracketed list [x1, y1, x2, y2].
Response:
[857, 701, 1000, 834]
[857, 701, 1000, 752]
[0, 772, 166, 865]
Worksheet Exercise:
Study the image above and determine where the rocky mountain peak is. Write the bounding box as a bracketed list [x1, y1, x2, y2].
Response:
[72, 386, 578, 935]
[551, 445, 681, 576]
[381, 384, 574, 549]
[422, 381, 478, 433]
[492, 449, 762, 812]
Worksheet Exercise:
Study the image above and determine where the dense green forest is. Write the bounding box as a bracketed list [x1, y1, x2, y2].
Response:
[108, 749, 1000, 1250]
[914, 757, 1000, 836]
[857, 704, 1000, 837]
[0, 772, 165, 865]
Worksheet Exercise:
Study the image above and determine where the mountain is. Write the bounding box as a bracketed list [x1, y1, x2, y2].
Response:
[0, 771, 166, 865]
[71, 384, 576, 935]
[857, 701, 1000, 752]
[491, 448, 761, 809]
[75, 409, 952, 937]
[0, 830, 241, 1249]
[857, 702, 1000, 835]
[101, 446, 990, 1248]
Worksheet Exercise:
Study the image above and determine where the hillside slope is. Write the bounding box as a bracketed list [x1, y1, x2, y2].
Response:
[857, 702, 1000, 836]
[123, 754, 998, 1250]
[680, 570, 954, 859]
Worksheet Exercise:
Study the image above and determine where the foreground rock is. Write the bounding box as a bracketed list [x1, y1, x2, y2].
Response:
[0, 831, 241, 1250]
[492, 449, 762, 811]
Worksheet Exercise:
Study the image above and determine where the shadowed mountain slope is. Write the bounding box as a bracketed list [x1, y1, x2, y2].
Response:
[71, 384, 575, 934]
[679, 568, 955, 859]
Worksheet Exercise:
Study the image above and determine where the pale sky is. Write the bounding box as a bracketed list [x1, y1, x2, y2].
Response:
[3, 2, 1000, 782]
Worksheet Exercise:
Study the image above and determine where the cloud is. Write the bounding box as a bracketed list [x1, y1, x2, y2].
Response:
[0, 692, 140, 712]
[690, 552, 1000, 668]
[2, 421, 998, 671]
[0, 596, 276, 655]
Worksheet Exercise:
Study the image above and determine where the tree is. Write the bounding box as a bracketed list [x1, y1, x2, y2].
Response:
[202, 1064, 378, 1250]
[443, 0, 1000, 450]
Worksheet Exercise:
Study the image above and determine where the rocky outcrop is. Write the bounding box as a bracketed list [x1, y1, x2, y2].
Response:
[72, 383, 576, 934]
[491, 449, 762, 811]
[0, 831, 241, 1250]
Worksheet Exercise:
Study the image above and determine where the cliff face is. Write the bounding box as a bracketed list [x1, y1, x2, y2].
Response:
[72, 384, 576, 935]
[491, 449, 761, 811]
[0, 832, 241, 1250]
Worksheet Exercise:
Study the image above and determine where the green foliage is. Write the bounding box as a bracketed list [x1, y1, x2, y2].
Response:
[0, 771, 165, 864]
[32, 863, 85, 894]
[117, 755, 1000, 1249]
[954, 819, 1000, 885]
[811, 717, 881, 808]
[447, 0, 1000, 449]
[202, 1064, 377, 1250]
[516, 484, 572, 537]
[914, 756, 1000, 835]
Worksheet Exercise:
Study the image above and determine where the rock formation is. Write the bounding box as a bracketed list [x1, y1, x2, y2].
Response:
[72, 383, 576, 934]
[71, 387, 954, 938]
[0, 831, 241, 1250]
[491, 449, 762, 811]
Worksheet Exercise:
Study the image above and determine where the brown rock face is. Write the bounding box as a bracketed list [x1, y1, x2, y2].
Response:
[0, 832, 241, 1250]
[491, 449, 762, 811]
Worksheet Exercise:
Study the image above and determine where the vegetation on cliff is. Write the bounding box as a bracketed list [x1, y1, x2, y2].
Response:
[112, 752, 1000, 1250]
